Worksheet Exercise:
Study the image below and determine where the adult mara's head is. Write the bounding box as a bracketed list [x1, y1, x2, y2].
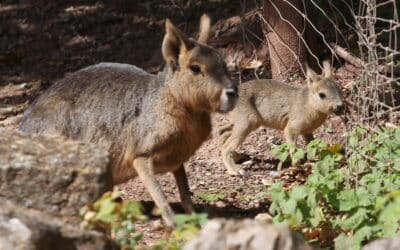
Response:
[162, 14, 238, 113]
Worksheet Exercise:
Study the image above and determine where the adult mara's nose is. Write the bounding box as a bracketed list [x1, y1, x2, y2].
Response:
[332, 102, 344, 115]
[225, 87, 238, 99]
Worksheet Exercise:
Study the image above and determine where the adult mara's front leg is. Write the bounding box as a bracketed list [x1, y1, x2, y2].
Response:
[133, 157, 175, 227]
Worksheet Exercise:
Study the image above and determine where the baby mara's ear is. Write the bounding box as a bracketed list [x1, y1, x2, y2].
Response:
[322, 60, 334, 79]
[162, 19, 194, 70]
[305, 63, 319, 87]
[198, 14, 211, 44]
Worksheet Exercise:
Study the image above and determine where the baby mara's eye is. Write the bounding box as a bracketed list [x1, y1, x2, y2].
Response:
[189, 65, 201, 74]
[319, 92, 326, 99]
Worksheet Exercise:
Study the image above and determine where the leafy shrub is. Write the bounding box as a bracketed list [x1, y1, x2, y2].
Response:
[80, 191, 147, 249]
[269, 126, 400, 250]
[80, 192, 208, 250]
[196, 192, 227, 203]
[154, 213, 208, 250]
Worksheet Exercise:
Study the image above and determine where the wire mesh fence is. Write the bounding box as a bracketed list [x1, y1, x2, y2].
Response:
[257, 0, 400, 129]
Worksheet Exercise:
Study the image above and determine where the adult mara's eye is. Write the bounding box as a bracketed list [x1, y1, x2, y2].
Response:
[319, 92, 326, 99]
[189, 65, 201, 74]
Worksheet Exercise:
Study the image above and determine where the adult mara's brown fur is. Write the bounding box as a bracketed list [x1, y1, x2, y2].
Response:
[219, 62, 343, 176]
[19, 15, 238, 227]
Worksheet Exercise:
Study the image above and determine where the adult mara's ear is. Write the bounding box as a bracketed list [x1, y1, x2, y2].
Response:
[322, 60, 334, 79]
[198, 14, 211, 44]
[305, 63, 319, 88]
[162, 19, 194, 70]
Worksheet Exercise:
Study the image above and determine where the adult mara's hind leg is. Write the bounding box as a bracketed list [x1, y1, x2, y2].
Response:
[134, 157, 175, 227]
[221, 120, 255, 176]
[173, 165, 194, 214]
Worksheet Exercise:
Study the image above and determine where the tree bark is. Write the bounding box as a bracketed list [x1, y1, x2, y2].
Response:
[263, 0, 308, 81]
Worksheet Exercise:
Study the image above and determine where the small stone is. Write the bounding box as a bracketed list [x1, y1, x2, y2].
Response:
[254, 213, 273, 224]
[152, 219, 164, 230]
[269, 171, 280, 177]
[242, 160, 253, 165]
[261, 178, 273, 186]
[215, 201, 226, 208]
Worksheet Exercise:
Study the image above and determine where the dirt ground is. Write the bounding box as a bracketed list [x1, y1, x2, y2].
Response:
[0, 1, 350, 247]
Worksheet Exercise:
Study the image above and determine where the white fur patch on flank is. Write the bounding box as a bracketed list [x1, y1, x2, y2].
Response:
[86, 62, 151, 76]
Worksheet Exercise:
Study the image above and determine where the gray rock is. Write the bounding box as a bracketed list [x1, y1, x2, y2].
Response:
[183, 219, 313, 250]
[0, 128, 112, 217]
[0, 215, 33, 250]
[362, 236, 400, 250]
[0, 199, 114, 250]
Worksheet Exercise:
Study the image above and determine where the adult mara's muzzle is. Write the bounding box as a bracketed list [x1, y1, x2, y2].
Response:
[218, 87, 238, 113]
[332, 102, 345, 115]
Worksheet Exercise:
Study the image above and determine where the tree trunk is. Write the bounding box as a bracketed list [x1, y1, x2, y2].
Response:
[263, 0, 308, 81]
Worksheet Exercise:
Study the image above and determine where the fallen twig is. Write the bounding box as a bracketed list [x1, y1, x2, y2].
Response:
[331, 44, 400, 76]
[331, 44, 363, 67]
[0, 114, 23, 128]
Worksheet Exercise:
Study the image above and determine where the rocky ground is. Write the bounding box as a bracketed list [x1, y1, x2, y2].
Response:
[0, 1, 351, 247]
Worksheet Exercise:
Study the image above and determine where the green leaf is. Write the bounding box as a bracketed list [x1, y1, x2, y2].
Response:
[174, 213, 208, 229]
[306, 139, 327, 160]
[308, 207, 324, 227]
[269, 182, 286, 201]
[307, 173, 321, 187]
[278, 151, 289, 162]
[121, 201, 143, 219]
[339, 190, 358, 212]
[356, 188, 374, 208]
[269, 201, 279, 215]
[337, 208, 368, 230]
[293, 208, 304, 225]
[378, 194, 400, 236]
[327, 144, 344, 155]
[306, 189, 318, 210]
[292, 148, 305, 163]
[282, 198, 297, 214]
[335, 233, 351, 250]
[353, 225, 373, 242]
[94, 199, 118, 223]
[349, 134, 360, 148]
[291, 186, 307, 201]
[197, 192, 226, 203]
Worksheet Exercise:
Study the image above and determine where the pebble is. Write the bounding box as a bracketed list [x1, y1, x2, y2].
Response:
[269, 171, 280, 177]
[152, 219, 164, 230]
[215, 201, 226, 208]
[254, 213, 273, 223]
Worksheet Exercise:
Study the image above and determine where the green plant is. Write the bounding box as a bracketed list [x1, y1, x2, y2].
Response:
[80, 192, 147, 249]
[268, 126, 400, 250]
[271, 143, 304, 169]
[154, 213, 208, 250]
[196, 192, 226, 203]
